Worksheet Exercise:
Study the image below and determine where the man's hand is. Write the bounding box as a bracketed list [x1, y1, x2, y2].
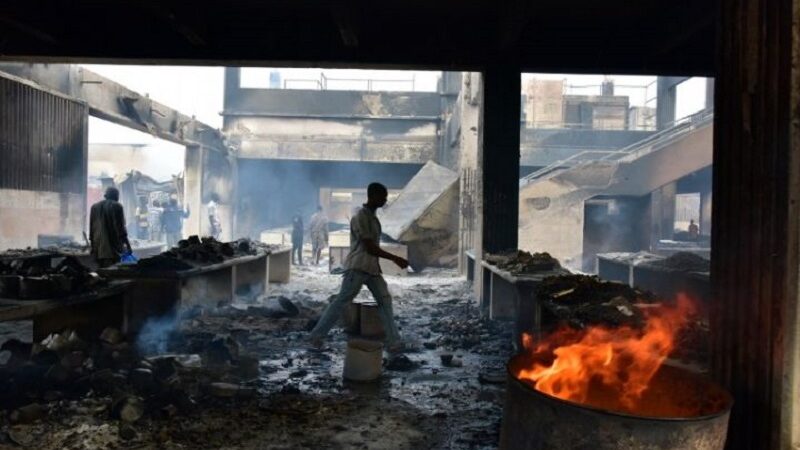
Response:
[393, 256, 409, 269]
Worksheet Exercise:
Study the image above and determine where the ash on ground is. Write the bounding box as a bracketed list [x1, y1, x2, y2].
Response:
[0, 261, 510, 449]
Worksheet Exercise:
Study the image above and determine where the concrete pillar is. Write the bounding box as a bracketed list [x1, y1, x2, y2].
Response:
[699, 189, 712, 236]
[223, 68, 241, 116]
[656, 76, 682, 130]
[456, 72, 483, 276]
[659, 182, 677, 240]
[480, 62, 521, 254]
[226, 153, 238, 241]
[704, 78, 715, 111]
[184, 145, 204, 237]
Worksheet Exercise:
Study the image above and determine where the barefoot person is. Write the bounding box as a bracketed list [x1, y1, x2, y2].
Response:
[308, 182, 408, 351]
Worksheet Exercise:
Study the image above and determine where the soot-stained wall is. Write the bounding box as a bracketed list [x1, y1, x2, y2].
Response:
[236, 159, 421, 237]
[582, 195, 651, 272]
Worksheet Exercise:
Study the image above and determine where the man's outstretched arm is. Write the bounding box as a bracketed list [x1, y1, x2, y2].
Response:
[362, 239, 408, 268]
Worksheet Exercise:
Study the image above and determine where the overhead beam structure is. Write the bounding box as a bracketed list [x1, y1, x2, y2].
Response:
[0, 63, 227, 153]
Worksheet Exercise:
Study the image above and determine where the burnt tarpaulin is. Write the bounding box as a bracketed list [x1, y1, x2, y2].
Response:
[380, 161, 459, 268]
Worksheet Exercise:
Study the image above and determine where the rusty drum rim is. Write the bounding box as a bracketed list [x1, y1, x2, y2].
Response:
[506, 354, 733, 423]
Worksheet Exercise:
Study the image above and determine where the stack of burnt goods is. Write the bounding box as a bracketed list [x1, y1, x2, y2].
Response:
[484, 250, 561, 275]
[341, 301, 385, 381]
[132, 237, 260, 272]
[0, 252, 105, 299]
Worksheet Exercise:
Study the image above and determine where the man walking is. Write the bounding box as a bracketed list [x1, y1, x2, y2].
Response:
[308, 183, 409, 351]
[89, 187, 132, 268]
[309, 206, 329, 265]
[162, 198, 190, 248]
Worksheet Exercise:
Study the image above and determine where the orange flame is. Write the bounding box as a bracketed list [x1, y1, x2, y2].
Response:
[515, 294, 696, 413]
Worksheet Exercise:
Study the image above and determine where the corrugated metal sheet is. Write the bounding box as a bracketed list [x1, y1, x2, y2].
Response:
[0, 74, 88, 193]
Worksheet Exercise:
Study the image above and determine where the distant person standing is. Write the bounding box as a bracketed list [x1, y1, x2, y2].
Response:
[162, 198, 190, 248]
[135, 197, 150, 240]
[207, 193, 222, 240]
[148, 200, 164, 242]
[309, 206, 329, 265]
[688, 219, 700, 240]
[89, 187, 132, 268]
[291, 214, 304, 265]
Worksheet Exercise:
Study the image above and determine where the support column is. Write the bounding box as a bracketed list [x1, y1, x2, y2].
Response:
[656, 76, 682, 130]
[184, 145, 204, 238]
[457, 72, 483, 276]
[480, 62, 520, 254]
[699, 189, 712, 237]
[711, 0, 800, 448]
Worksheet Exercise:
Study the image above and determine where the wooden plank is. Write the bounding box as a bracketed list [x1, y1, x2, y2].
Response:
[711, 0, 800, 448]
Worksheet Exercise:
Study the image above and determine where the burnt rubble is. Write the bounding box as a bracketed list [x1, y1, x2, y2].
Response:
[0, 256, 105, 299]
[643, 251, 710, 273]
[43, 238, 159, 257]
[0, 265, 508, 449]
[536, 274, 710, 366]
[537, 274, 656, 329]
[133, 237, 269, 271]
[0, 325, 264, 442]
[484, 250, 560, 274]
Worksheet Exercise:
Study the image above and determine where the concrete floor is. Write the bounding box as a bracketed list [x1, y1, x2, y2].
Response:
[0, 260, 512, 449]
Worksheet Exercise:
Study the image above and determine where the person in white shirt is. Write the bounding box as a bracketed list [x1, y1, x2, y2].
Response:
[207, 193, 221, 239]
[309, 206, 329, 265]
[308, 183, 408, 352]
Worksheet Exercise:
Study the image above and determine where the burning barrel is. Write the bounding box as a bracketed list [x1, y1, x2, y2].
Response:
[500, 354, 732, 449]
[500, 296, 732, 449]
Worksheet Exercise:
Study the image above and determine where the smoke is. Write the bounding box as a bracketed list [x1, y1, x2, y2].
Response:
[136, 311, 180, 355]
[236, 159, 421, 238]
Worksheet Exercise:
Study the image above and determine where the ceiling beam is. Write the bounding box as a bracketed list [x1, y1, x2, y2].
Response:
[0, 63, 227, 152]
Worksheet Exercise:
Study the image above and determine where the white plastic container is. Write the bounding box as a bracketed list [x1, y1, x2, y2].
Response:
[343, 337, 383, 382]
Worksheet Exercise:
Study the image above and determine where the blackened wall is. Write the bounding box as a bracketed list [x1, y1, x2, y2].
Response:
[236, 159, 421, 237]
[0, 74, 87, 193]
[582, 195, 651, 272]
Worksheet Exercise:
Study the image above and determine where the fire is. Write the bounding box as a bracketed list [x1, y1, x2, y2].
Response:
[515, 294, 696, 414]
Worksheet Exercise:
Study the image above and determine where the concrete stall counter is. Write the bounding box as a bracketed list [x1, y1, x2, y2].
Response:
[479, 260, 567, 349]
[0, 280, 134, 341]
[267, 246, 291, 283]
[99, 253, 269, 332]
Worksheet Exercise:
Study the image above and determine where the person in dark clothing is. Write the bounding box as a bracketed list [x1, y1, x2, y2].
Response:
[89, 187, 131, 268]
[291, 214, 304, 265]
[162, 198, 190, 248]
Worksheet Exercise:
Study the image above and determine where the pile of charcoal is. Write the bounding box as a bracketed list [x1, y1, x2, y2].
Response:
[0, 256, 104, 299]
[428, 300, 513, 355]
[0, 326, 262, 438]
[642, 252, 710, 273]
[537, 274, 656, 329]
[135, 237, 259, 271]
[484, 250, 560, 274]
[0, 248, 55, 260]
